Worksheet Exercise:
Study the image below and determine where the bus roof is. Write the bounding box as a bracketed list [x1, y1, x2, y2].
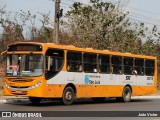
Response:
[7, 42, 156, 60]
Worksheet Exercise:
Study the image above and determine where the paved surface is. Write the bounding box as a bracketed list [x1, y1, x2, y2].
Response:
[0, 95, 160, 103]
[0, 96, 28, 103]
[0, 96, 160, 120]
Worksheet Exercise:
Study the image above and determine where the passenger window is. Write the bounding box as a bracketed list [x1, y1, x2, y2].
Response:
[135, 59, 144, 75]
[124, 57, 133, 75]
[145, 60, 155, 76]
[67, 51, 82, 72]
[111, 56, 122, 74]
[83, 53, 97, 73]
[99, 55, 110, 73]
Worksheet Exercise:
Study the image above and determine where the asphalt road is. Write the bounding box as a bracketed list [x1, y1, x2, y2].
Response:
[0, 97, 160, 120]
[0, 97, 160, 111]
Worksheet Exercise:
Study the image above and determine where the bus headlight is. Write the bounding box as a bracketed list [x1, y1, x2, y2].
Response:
[4, 82, 10, 89]
[28, 80, 42, 90]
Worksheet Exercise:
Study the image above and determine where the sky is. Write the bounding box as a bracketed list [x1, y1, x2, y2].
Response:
[1, 0, 160, 34]
[126, 0, 160, 29]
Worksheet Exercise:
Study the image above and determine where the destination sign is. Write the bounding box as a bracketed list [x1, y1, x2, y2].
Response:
[8, 44, 42, 51]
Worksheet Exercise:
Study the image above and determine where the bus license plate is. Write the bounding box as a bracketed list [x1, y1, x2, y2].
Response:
[15, 91, 22, 94]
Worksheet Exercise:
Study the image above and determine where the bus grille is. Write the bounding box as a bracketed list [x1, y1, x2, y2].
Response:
[10, 86, 30, 88]
[7, 78, 33, 83]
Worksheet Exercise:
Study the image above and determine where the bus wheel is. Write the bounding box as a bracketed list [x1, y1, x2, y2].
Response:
[116, 86, 132, 102]
[29, 97, 42, 104]
[62, 87, 75, 105]
[118, 86, 132, 102]
[92, 97, 105, 103]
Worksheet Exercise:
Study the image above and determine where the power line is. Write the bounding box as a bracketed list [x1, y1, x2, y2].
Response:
[128, 13, 160, 23]
[129, 17, 160, 27]
[62, 0, 90, 7]
[22, 0, 53, 5]
[17, 0, 160, 29]
[61, 2, 70, 6]
[107, 0, 160, 16]
[68, 0, 76, 3]
[60, 0, 160, 24]
[125, 5, 160, 16]
[109, 1, 160, 24]
[22, 0, 160, 17]
[65, 0, 76, 4]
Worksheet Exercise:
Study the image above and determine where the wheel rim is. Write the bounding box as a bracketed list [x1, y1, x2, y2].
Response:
[65, 91, 72, 101]
[124, 89, 131, 101]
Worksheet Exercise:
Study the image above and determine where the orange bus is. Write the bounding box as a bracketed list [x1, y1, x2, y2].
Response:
[3, 42, 157, 105]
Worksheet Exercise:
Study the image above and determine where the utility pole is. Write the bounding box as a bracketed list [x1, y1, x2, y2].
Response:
[53, 0, 62, 44]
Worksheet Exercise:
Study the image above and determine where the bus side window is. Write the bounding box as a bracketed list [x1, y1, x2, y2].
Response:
[145, 60, 155, 76]
[83, 53, 97, 73]
[99, 55, 110, 74]
[67, 51, 82, 72]
[135, 59, 144, 75]
[111, 56, 122, 74]
[124, 57, 133, 75]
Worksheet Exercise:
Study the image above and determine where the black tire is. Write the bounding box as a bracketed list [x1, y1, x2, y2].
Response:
[116, 97, 123, 102]
[116, 86, 132, 102]
[29, 97, 42, 104]
[92, 97, 105, 103]
[62, 87, 75, 105]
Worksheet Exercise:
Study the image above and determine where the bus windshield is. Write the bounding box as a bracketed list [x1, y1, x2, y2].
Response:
[6, 54, 43, 77]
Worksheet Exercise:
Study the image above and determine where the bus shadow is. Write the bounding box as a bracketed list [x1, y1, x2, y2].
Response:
[73, 98, 153, 105]
[5, 98, 154, 107]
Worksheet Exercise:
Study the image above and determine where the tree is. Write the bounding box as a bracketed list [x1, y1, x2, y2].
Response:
[0, 7, 25, 52]
[60, 0, 160, 57]
[61, 0, 132, 50]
